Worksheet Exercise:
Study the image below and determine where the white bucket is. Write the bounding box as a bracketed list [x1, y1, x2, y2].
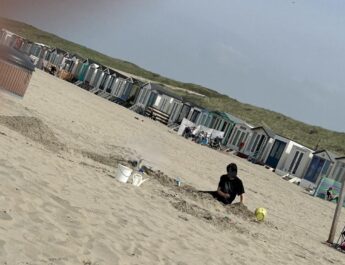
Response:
[116, 164, 133, 183]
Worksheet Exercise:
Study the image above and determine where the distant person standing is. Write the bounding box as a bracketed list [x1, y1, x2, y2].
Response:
[216, 163, 245, 204]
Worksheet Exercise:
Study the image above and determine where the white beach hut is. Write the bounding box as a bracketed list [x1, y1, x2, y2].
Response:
[245, 126, 275, 163]
[226, 123, 253, 154]
[134, 82, 183, 124]
[329, 157, 345, 183]
[300, 150, 338, 189]
[263, 135, 314, 178]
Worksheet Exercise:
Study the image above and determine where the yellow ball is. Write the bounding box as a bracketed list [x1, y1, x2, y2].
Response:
[255, 208, 267, 221]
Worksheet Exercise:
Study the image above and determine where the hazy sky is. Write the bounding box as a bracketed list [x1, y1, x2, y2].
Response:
[1, 0, 344, 132]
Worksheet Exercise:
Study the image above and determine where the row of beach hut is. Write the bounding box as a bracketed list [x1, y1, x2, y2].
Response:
[1, 28, 344, 194]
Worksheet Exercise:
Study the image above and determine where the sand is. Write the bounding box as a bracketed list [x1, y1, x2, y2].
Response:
[0, 70, 344, 264]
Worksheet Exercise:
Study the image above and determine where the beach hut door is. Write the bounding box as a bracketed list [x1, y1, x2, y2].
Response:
[266, 140, 286, 168]
[288, 151, 304, 175]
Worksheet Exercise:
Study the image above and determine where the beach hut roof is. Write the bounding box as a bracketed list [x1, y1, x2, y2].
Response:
[54, 47, 68, 55]
[68, 53, 85, 61]
[274, 133, 314, 151]
[252, 126, 275, 138]
[313, 150, 339, 162]
[0, 45, 35, 72]
[183, 101, 205, 110]
[218, 112, 245, 124]
[149, 83, 183, 101]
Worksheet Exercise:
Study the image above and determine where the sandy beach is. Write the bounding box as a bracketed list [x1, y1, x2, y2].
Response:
[0, 70, 344, 265]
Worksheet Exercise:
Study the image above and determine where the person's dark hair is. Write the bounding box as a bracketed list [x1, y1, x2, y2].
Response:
[227, 163, 237, 173]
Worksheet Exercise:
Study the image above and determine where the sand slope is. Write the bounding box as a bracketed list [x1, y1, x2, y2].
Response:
[0, 70, 344, 264]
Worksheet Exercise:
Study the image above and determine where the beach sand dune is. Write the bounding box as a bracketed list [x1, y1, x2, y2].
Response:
[0, 70, 344, 264]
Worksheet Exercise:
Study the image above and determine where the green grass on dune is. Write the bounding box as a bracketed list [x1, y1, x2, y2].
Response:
[1, 17, 344, 154]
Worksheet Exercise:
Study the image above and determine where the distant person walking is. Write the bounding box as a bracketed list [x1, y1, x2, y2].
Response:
[216, 163, 245, 205]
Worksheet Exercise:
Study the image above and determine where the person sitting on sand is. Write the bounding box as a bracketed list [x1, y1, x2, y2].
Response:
[327, 187, 339, 202]
[216, 163, 244, 205]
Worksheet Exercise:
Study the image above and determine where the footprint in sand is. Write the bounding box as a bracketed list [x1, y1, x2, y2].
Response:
[231, 236, 249, 247]
[0, 211, 12, 221]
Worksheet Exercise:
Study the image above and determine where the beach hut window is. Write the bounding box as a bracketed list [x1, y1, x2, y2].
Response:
[221, 121, 228, 131]
[334, 165, 345, 182]
[154, 95, 161, 107]
[255, 135, 266, 153]
[228, 128, 237, 145]
[237, 132, 246, 147]
[321, 160, 331, 176]
[108, 77, 115, 90]
[99, 75, 107, 89]
[304, 157, 325, 183]
[191, 110, 200, 123]
[251, 134, 260, 152]
[288, 151, 300, 173]
[232, 130, 241, 146]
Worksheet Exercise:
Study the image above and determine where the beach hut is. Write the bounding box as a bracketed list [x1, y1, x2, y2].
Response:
[226, 123, 253, 154]
[60, 54, 84, 74]
[134, 83, 183, 124]
[84, 63, 99, 84]
[329, 157, 345, 183]
[0, 29, 14, 46]
[200, 111, 244, 145]
[196, 109, 211, 126]
[0, 29, 23, 49]
[47, 48, 68, 68]
[300, 150, 338, 189]
[263, 135, 314, 178]
[245, 126, 275, 163]
[186, 105, 204, 124]
[99, 68, 117, 92]
[19, 39, 34, 55]
[70, 55, 85, 76]
[32, 43, 50, 70]
[89, 64, 106, 88]
[0, 45, 35, 97]
[110, 77, 134, 101]
[177, 103, 193, 123]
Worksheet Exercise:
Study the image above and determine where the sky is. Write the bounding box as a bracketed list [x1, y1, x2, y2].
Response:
[1, 0, 344, 132]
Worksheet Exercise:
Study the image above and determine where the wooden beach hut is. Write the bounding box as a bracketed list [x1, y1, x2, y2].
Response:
[110, 77, 134, 101]
[244, 126, 275, 163]
[300, 150, 338, 189]
[99, 68, 117, 93]
[186, 105, 204, 124]
[328, 157, 345, 183]
[177, 103, 193, 124]
[226, 123, 254, 154]
[263, 135, 314, 178]
[84, 62, 100, 85]
[0, 29, 24, 49]
[0, 45, 35, 97]
[199, 111, 244, 145]
[134, 83, 183, 124]
[47, 48, 68, 68]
